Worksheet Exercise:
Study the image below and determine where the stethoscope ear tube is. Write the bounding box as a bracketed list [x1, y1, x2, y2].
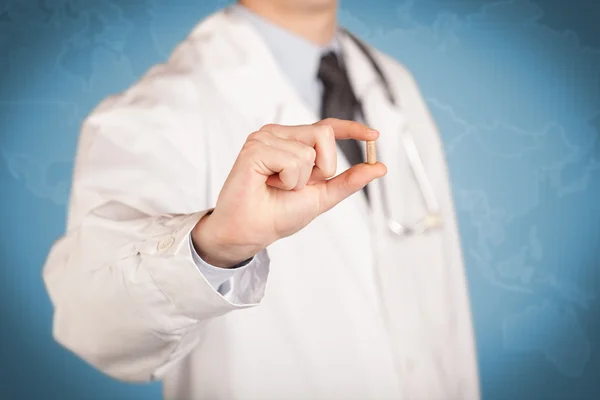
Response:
[340, 28, 397, 106]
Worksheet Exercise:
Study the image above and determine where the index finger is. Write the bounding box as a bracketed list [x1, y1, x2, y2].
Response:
[314, 118, 380, 141]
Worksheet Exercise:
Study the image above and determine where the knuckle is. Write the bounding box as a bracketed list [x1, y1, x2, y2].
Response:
[288, 155, 301, 170]
[320, 124, 335, 141]
[302, 146, 316, 162]
[242, 138, 258, 150]
[260, 123, 279, 132]
[282, 156, 301, 176]
[247, 130, 265, 142]
[241, 139, 262, 158]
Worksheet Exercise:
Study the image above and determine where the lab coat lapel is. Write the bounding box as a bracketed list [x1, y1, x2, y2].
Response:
[202, 8, 316, 128]
[341, 35, 457, 394]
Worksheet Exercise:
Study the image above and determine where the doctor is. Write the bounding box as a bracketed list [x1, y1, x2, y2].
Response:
[43, 0, 480, 399]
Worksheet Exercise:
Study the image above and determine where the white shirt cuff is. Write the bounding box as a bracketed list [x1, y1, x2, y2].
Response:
[188, 233, 255, 293]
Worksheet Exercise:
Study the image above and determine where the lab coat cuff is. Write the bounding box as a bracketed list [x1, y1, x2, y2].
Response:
[139, 210, 270, 321]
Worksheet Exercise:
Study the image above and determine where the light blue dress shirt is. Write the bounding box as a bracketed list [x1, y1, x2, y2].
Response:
[190, 4, 342, 292]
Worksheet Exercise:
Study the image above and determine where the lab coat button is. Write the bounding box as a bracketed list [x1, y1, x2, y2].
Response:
[158, 236, 175, 252]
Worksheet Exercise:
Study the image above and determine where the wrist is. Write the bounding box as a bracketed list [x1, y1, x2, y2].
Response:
[191, 212, 262, 268]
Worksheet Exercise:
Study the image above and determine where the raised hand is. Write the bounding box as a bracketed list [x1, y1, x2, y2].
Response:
[191, 118, 387, 267]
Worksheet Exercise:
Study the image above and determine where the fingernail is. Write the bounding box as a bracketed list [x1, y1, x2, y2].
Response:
[367, 129, 379, 138]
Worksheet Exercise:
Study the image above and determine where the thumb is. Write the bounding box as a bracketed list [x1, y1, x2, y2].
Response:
[316, 162, 387, 213]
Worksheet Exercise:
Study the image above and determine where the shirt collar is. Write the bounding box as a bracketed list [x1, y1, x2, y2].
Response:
[230, 4, 340, 100]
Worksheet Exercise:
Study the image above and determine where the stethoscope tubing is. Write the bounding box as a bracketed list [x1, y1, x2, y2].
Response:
[342, 29, 442, 237]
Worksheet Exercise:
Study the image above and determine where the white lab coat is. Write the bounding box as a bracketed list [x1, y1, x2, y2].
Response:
[43, 8, 480, 400]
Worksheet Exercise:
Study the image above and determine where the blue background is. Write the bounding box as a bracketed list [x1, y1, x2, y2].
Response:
[1, 0, 599, 398]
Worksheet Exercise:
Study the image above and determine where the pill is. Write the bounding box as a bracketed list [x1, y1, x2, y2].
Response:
[366, 140, 376, 164]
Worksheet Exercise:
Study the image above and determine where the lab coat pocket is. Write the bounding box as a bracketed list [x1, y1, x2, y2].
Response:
[374, 226, 455, 345]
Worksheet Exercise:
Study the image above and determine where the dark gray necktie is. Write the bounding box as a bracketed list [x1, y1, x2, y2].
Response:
[317, 51, 369, 201]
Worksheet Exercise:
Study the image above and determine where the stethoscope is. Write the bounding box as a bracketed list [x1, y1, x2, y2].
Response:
[343, 29, 443, 237]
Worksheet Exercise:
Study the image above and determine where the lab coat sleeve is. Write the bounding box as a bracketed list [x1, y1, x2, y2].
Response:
[42, 40, 270, 382]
